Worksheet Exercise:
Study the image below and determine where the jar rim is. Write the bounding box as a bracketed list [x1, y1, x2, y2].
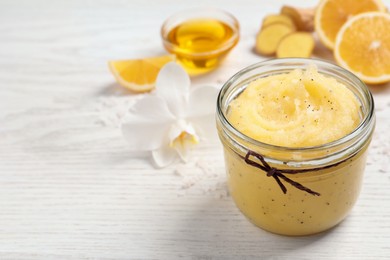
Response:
[216, 58, 375, 155]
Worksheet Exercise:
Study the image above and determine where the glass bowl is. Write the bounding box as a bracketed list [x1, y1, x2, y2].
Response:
[161, 8, 239, 74]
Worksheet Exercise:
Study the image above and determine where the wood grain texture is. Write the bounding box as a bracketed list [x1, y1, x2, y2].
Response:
[1, 0, 390, 259]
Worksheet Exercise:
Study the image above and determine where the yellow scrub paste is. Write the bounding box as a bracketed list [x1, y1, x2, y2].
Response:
[219, 65, 373, 236]
[228, 67, 360, 147]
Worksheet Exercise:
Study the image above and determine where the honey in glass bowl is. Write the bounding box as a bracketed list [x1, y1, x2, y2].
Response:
[161, 8, 239, 74]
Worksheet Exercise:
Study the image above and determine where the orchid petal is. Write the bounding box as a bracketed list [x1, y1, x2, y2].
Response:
[155, 62, 190, 118]
[190, 114, 218, 142]
[122, 121, 171, 151]
[186, 85, 219, 142]
[169, 120, 199, 162]
[129, 95, 175, 122]
[187, 85, 220, 118]
[174, 142, 190, 162]
[152, 144, 177, 168]
[168, 120, 199, 144]
[121, 96, 175, 151]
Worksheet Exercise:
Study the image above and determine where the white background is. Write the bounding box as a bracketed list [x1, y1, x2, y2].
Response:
[1, 0, 390, 259]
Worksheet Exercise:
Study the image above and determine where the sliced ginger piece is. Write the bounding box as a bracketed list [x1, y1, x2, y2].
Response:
[262, 14, 296, 30]
[281, 5, 315, 32]
[276, 32, 315, 58]
[255, 23, 294, 55]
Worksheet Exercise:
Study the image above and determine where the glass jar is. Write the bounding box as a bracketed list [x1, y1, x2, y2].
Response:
[216, 58, 375, 236]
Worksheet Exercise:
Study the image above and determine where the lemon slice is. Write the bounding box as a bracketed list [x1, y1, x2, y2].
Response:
[335, 12, 390, 84]
[108, 55, 175, 92]
[315, 0, 386, 50]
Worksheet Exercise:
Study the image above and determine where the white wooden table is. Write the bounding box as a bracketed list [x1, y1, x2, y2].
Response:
[1, 0, 390, 259]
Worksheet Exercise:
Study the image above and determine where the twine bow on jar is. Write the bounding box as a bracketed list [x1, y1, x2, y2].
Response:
[244, 150, 321, 196]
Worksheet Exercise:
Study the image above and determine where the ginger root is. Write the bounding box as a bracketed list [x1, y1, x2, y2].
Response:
[255, 5, 316, 57]
[262, 14, 296, 30]
[281, 5, 315, 32]
[255, 23, 294, 55]
[276, 32, 315, 58]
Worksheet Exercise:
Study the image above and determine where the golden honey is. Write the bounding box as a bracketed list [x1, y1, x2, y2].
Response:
[161, 9, 239, 74]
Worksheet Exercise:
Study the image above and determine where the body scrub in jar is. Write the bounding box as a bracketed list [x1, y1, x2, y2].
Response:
[161, 8, 239, 74]
[216, 58, 375, 236]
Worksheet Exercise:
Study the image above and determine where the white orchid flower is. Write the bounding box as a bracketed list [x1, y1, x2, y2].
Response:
[121, 62, 219, 168]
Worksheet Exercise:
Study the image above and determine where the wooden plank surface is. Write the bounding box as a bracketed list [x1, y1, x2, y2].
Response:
[1, 0, 390, 259]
